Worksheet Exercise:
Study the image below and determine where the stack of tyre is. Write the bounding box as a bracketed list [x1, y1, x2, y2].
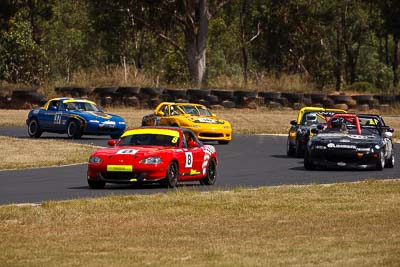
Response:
[4, 86, 400, 111]
[0, 90, 12, 109]
[230, 90, 258, 109]
[138, 87, 164, 108]
[160, 89, 188, 103]
[1, 89, 46, 109]
[187, 89, 215, 107]
[325, 94, 355, 110]
[350, 94, 397, 111]
[260, 91, 308, 109]
[210, 90, 236, 108]
[271, 92, 305, 109]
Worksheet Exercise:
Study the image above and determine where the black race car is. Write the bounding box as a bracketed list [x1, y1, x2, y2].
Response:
[357, 113, 392, 137]
[304, 113, 395, 170]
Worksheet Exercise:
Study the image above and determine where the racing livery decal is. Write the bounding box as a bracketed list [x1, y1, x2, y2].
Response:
[202, 145, 216, 175]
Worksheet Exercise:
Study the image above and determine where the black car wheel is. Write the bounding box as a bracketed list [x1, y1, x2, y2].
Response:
[386, 153, 395, 168]
[28, 118, 43, 138]
[67, 120, 82, 139]
[200, 159, 217, 185]
[286, 138, 295, 156]
[295, 139, 303, 158]
[376, 151, 385, 170]
[304, 150, 315, 170]
[162, 162, 178, 188]
[88, 179, 105, 189]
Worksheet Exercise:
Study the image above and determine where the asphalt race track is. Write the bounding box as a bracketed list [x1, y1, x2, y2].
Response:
[0, 126, 398, 205]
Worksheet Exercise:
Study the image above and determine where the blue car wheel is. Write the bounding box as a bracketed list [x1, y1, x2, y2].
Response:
[28, 118, 43, 138]
[67, 120, 83, 139]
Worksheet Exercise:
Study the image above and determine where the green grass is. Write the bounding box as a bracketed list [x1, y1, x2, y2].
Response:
[0, 180, 399, 266]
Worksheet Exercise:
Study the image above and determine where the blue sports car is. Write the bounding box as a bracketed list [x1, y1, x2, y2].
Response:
[26, 98, 126, 139]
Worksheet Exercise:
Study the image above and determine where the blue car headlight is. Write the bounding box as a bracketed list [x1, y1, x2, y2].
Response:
[89, 156, 103, 163]
[140, 157, 162, 164]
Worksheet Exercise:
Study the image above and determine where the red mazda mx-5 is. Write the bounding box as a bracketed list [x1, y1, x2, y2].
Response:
[87, 127, 218, 189]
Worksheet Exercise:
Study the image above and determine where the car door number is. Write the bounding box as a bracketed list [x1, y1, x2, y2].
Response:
[185, 152, 193, 168]
[54, 112, 62, 125]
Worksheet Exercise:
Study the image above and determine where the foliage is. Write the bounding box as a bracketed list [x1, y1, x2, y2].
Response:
[0, 0, 399, 92]
[0, 9, 48, 85]
[43, 0, 96, 82]
[346, 81, 377, 93]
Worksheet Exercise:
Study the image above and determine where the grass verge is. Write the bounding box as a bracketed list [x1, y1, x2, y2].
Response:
[0, 136, 98, 170]
[0, 180, 399, 266]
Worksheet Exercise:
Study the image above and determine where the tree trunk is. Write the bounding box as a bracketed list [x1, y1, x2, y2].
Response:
[394, 35, 399, 87]
[385, 33, 390, 66]
[341, 4, 349, 86]
[335, 13, 342, 91]
[184, 0, 208, 88]
[240, 0, 248, 86]
[346, 45, 359, 85]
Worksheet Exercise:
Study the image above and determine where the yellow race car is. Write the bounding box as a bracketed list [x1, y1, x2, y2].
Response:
[287, 107, 347, 157]
[142, 102, 232, 144]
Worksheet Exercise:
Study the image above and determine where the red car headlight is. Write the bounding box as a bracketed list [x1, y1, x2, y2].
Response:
[89, 156, 103, 163]
[140, 157, 162, 164]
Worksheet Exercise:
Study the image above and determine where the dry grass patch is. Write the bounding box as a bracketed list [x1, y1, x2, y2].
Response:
[0, 109, 29, 126]
[0, 136, 97, 170]
[0, 180, 399, 266]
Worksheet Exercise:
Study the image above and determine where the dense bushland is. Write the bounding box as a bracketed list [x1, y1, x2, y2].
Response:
[0, 1, 399, 93]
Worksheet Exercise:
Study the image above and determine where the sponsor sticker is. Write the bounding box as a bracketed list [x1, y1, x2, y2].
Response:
[195, 118, 216, 123]
[190, 169, 201, 175]
[116, 149, 138, 155]
[185, 152, 193, 168]
[107, 165, 132, 172]
[327, 143, 356, 149]
[100, 120, 116, 128]
[202, 145, 216, 175]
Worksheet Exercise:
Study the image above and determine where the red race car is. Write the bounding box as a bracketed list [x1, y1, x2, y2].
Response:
[87, 127, 218, 189]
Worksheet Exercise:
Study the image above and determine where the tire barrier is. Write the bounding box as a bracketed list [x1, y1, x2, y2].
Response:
[115, 86, 140, 97]
[232, 90, 258, 108]
[92, 87, 118, 97]
[2, 89, 46, 108]
[279, 92, 305, 109]
[1, 87, 400, 111]
[306, 93, 327, 104]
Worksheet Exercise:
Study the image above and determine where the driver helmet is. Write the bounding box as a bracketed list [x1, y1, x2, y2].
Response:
[306, 114, 317, 124]
[366, 119, 378, 126]
[170, 106, 176, 115]
[331, 117, 345, 129]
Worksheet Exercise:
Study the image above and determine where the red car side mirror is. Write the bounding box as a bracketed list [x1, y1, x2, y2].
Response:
[188, 140, 198, 148]
[108, 139, 116, 147]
